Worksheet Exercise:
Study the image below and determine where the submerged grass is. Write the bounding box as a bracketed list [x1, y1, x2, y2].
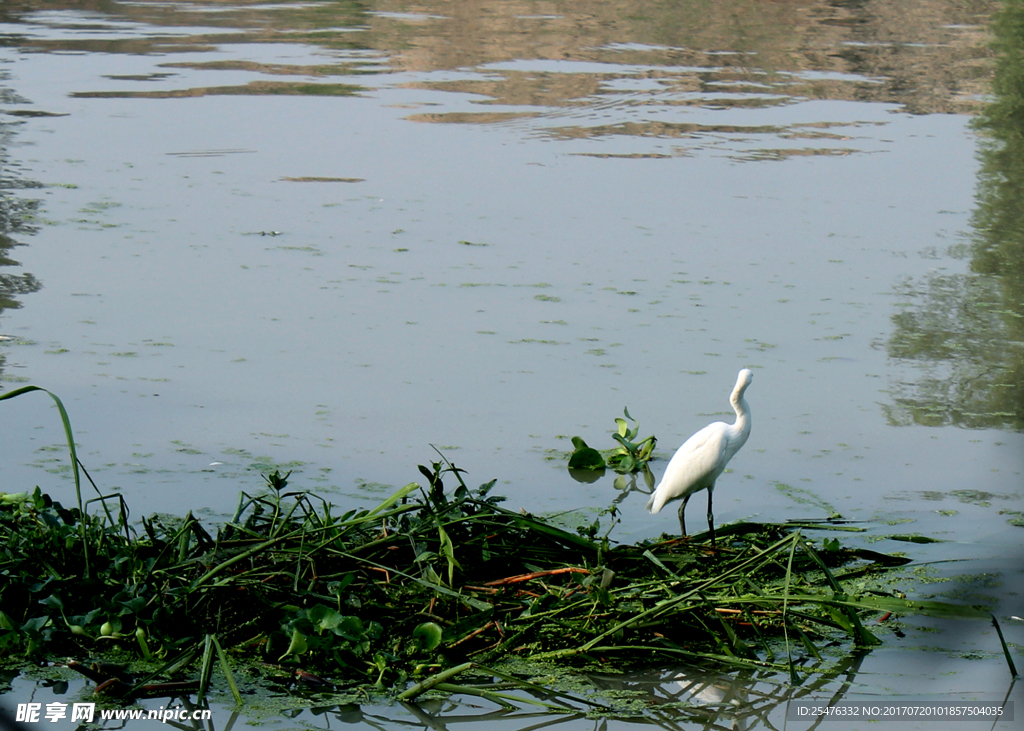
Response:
[0, 386, 1008, 706]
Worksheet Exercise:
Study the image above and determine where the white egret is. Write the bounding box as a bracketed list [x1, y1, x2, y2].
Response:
[646, 369, 753, 544]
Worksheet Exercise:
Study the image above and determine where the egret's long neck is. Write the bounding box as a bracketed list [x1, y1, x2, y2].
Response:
[730, 389, 751, 443]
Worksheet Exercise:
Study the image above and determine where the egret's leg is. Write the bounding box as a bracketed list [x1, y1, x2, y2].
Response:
[706, 487, 716, 546]
[677, 495, 691, 537]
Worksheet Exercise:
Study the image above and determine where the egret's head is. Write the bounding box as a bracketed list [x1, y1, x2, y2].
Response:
[735, 368, 753, 394]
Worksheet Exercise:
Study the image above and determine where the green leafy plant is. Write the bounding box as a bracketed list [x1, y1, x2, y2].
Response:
[568, 407, 657, 474]
[567, 436, 605, 470]
[608, 407, 657, 472]
[1, 385, 1014, 703]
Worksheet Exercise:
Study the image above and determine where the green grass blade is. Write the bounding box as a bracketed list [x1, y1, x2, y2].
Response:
[366, 482, 420, 517]
[799, 538, 880, 646]
[437, 522, 460, 586]
[211, 634, 243, 705]
[990, 614, 1019, 678]
[580, 531, 801, 651]
[190, 504, 420, 590]
[468, 500, 599, 551]
[127, 645, 199, 696]
[783, 528, 799, 684]
[0, 386, 83, 511]
[197, 634, 215, 704]
[0, 385, 90, 577]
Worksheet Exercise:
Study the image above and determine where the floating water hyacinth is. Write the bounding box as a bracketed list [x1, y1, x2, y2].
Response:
[0, 386, 1012, 704]
[568, 407, 656, 474]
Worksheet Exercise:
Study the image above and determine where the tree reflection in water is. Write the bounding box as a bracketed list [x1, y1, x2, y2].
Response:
[886, 0, 1024, 432]
[0, 73, 44, 380]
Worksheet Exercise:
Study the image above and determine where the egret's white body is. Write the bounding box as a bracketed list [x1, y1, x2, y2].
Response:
[646, 369, 753, 543]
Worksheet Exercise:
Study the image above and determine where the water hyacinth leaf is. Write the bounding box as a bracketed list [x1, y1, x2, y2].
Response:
[1, 389, 1011, 696]
[568, 437, 605, 470]
[335, 616, 364, 641]
[39, 595, 64, 612]
[327, 573, 355, 598]
[308, 604, 344, 633]
[22, 616, 51, 633]
[568, 448, 605, 470]
[134, 627, 151, 660]
[413, 622, 443, 651]
[569, 410, 655, 474]
[608, 451, 636, 474]
[620, 407, 640, 440]
[278, 628, 308, 661]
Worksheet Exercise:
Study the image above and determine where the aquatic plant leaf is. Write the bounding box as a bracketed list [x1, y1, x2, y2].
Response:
[366, 482, 420, 517]
[787, 593, 989, 620]
[135, 627, 152, 660]
[211, 634, 242, 706]
[608, 451, 636, 473]
[0, 385, 89, 575]
[335, 615, 364, 641]
[198, 635, 214, 704]
[568, 444, 605, 470]
[412, 622, 443, 651]
[437, 523, 460, 586]
[278, 628, 309, 661]
[883, 534, 947, 544]
[990, 614, 1018, 678]
[798, 539, 881, 646]
[21, 616, 50, 633]
[308, 605, 344, 633]
[39, 595, 64, 612]
[1, 387, 1006, 695]
[611, 432, 638, 452]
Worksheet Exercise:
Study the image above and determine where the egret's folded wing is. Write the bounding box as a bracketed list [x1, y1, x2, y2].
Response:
[647, 423, 728, 513]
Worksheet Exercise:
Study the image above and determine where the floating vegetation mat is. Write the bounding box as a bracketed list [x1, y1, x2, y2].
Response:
[0, 386, 1007, 710]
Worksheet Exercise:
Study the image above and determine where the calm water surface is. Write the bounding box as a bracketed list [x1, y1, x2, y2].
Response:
[1, 0, 1022, 728]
